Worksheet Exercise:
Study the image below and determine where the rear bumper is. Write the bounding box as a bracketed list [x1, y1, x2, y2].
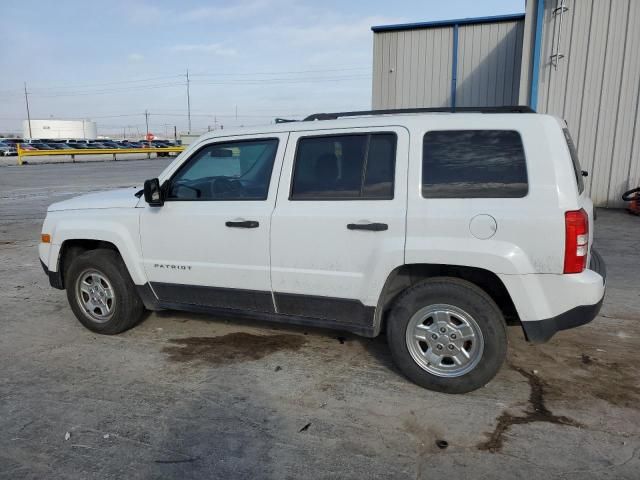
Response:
[520, 249, 607, 343]
[521, 296, 604, 343]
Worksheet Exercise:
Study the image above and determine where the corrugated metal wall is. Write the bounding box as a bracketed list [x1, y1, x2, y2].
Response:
[371, 19, 524, 109]
[536, 0, 640, 207]
[456, 21, 524, 107]
[372, 28, 453, 109]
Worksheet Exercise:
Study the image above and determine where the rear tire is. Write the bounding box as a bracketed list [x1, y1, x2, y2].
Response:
[386, 277, 507, 393]
[65, 249, 145, 334]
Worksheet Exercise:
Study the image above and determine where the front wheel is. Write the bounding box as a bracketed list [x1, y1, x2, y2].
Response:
[386, 278, 507, 394]
[65, 249, 145, 334]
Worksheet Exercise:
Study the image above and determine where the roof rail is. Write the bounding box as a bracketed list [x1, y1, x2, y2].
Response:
[303, 106, 535, 121]
[274, 117, 297, 123]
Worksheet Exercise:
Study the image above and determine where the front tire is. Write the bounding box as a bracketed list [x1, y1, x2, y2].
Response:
[65, 249, 145, 334]
[386, 277, 507, 394]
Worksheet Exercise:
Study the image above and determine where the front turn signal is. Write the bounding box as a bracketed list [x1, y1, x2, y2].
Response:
[41, 234, 51, 244]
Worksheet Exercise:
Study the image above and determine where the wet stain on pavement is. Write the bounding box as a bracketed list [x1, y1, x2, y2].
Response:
[478, 365, 583, 453]
[162, 332, 307, 366]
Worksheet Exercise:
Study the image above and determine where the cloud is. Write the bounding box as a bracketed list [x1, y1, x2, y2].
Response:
[169, 44, 237, 56]
[263, 15, 402, 47]
[178, 0, 272, 22]
[127, 53, 144, 62]
[126, 0, 276, 24]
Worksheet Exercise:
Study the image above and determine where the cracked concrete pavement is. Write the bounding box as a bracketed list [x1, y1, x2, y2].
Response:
[1, 159, 639, 479]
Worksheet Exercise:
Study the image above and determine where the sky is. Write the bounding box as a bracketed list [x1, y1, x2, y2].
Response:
[0, 0, 524, 137]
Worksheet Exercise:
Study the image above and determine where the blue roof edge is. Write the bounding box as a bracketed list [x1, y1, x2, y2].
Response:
[371, 13, 526, 32]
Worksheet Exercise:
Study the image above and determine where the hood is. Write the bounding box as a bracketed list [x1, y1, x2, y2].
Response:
[48, 187, 141, 212]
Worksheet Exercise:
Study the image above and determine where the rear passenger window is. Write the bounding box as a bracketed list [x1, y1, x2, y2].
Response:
[291, 133, 396, 200]
[422, 130, 528, 198]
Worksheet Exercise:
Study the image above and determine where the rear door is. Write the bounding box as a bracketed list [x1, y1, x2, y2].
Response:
[270, 127, 408, 333]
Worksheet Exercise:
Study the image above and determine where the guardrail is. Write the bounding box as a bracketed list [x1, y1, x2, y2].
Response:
[16, 144, 185, 165]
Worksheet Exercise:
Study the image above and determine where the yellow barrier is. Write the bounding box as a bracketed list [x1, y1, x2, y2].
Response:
[16, 144, 185, 165]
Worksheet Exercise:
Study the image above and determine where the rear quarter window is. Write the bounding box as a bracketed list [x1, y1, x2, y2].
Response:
[422, 130, 528, 198]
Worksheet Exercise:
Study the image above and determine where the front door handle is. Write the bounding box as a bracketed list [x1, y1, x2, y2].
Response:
[225, 220, 259, 228]
[347, 222, 388, 231]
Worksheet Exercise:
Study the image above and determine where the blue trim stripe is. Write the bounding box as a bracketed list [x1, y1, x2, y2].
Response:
[371, 13, 525, 33]
[451, 24, 459, 109]
[529, 0, 545, 111]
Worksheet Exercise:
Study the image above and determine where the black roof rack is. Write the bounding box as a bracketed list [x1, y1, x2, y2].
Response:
[303, 106, 535, 121]
[274, 117, 298, 123]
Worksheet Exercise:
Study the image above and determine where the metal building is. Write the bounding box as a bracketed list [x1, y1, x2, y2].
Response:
[372, 14, 525, 109]
[371, 0, 640, 207]
[22, 119, 97, 140]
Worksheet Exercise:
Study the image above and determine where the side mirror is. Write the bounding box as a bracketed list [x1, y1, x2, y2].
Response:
[144, 178, 164, 206]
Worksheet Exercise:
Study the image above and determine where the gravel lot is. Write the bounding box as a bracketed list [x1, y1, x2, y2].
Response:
[1, 159, 639, 479]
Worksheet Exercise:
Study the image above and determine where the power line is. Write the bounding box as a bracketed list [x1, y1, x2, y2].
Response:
[191, 74, 370, 85]
[21, 75, 183, 92]
[31, 82, 185, 98]
[0, 66, 371, 96]
[190, 66, 370, 77]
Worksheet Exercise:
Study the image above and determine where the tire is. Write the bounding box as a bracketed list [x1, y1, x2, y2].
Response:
[65, 249, 145, 334]
[386, 277, 507, 394]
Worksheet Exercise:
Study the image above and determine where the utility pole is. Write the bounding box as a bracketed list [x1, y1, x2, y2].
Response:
[24, 82, 32, 139]
[173, 125, 177, 141]
[144, 110, 150, 146]
[186, 69, 192, 134]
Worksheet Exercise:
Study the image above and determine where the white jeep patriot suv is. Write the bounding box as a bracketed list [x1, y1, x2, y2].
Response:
[39, 107, 606, 393]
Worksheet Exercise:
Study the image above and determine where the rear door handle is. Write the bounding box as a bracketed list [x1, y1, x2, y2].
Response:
[225, 220, 259, 228]
[347, 222, 388, 231]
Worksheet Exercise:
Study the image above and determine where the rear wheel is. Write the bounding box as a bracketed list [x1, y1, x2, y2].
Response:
[65, 249, 145, 334]
[386, 277, 507, 393]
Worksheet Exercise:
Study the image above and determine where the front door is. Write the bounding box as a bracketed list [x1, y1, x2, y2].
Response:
[139, 133, 287, 313]
[270, 127, 408, 332]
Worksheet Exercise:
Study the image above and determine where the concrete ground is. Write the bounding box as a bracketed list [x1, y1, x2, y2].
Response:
[1, 160, 639, 479]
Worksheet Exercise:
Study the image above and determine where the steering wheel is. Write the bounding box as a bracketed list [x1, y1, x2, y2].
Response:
[211, 177, 245, 197]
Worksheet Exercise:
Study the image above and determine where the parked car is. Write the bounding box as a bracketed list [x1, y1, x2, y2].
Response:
[0, 141, 17, 156]
[1, 138, 25, 145]
[38, 107, 606, 393]
[99, 141, 126, 149]
[47, 143, 75, 150]
[18, 143, 37, 151]
[28, 142, 56, 150]
[66, 142, 90, 149]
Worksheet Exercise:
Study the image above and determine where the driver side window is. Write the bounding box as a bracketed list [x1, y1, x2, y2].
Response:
[168, 138, 279, 201]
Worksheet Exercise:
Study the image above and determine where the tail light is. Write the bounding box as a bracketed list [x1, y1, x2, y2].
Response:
[564, 209, 589, 273]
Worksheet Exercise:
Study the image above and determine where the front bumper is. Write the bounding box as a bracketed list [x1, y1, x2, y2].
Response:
[521, 249, 607, 343]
